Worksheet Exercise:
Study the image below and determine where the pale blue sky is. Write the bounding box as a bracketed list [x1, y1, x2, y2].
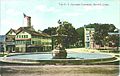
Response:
[0, 0, 120, 35]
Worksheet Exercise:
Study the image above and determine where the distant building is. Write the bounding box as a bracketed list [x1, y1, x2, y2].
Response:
[5, 14, 52, 52]
[84, 28, 95, 48]
[0, 35, 6, 52]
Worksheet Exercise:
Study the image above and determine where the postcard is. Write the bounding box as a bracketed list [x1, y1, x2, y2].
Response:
[0, 0, 119, 76]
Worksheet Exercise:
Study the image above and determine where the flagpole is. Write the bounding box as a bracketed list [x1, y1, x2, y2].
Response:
[23, 13, 26, 26]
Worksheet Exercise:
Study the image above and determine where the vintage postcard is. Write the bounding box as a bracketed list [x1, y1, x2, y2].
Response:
[0, 0, 120, 76]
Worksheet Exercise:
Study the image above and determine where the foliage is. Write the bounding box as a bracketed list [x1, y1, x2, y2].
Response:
[42, 21, 79, 48]
[43, 22, 117, 48]
[62, 21, 79, 48]
[109, 35, 119, 47]
[42, 27, 57, 35]
[85, 23, 116, 46]
[76, 27, 84, 47]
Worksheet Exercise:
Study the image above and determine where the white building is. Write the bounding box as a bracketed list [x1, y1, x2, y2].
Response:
[84, 28, 95, 48]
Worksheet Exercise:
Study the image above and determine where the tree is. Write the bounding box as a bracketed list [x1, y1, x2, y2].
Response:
[42, 27, 57, 35]
[62, 21, 79, 48]
[76, 27, 84, 47]
[108, 33, 119, 50]
[85, 23, 116, 47]
[42, 21, 79, 48]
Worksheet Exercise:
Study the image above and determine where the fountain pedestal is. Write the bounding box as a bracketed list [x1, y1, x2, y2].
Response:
[52, 44, 67, 59]
[52, 49, 67, 59]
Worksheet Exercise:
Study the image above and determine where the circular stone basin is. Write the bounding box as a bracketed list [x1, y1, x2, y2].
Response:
[7, 53, 112, 60]
[1, 53, 116, 65]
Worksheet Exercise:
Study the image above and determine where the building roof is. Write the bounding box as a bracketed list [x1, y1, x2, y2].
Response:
[6, 28, 17, 35]
[16, 27, 50, 37]
[85, 28, 95, 31]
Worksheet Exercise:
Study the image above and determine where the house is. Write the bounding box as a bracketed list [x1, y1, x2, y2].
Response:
[15, 27, 52, 52]
[84, 28, 95, 48]
[5, 29, 16, 52]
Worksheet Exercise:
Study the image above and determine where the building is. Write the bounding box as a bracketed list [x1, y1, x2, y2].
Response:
[15, 27, 52, 52]
[0, 35, 6, 52]
[84, 28, 95, 48]
[5, 29, 16, 52]
[5, 14, 52, 52]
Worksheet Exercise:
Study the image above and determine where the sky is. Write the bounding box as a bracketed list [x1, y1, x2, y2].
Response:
[0, 0, 120, 35]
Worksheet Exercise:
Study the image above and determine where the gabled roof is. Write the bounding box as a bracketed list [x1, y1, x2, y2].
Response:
[6, 25, 50, 38]
[6, 28, 17, 35]
[16, 27, 50, 37]
[16, 27, 35, 33]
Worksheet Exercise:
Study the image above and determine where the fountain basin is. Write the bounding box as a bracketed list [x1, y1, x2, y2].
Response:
[0, 52, 117, 65]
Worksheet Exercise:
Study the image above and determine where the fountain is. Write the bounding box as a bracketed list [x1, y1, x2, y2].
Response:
[52, 20, 67, 59]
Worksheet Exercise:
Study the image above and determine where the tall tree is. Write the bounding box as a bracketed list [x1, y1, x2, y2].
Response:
[85, 23, 116, 47]
[76, 27, 84, 47]
[62, 21, 79, 48]
[42, 21, 79, 48]
[42, 27, 57, 35]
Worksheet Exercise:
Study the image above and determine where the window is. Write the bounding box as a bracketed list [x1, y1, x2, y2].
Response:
[22, 35, 24, 38]
[10, 31, 12, 34]
[86, 33, 89, 36]
[86, 42, 90, 47]
[23, 41, 25, 44]
[16, 35, 18, 38]
[32, 36, 34, 38]
[15, 41, 17, 44]
[38, 41, 41, 44]
[87, 37, 89, 41]
[19, 35, 21, 38]
[24, 35, 25, 38]
[32, 41, 34, 44]
[26, 35, 28, 38]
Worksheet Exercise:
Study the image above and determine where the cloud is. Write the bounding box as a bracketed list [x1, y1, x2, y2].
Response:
[62, 12, 81, 17]
[47, 7, 56, 12]
[36, 5, 46, 11]
[6, 9, 21, 16]
[31, 16, 46, 30]
[0, 19, 22, 34]
[35, 5, 57, 12]
[32, 17, 41, 26]
[1, 19, 21, 28]
[83, 5, 104, 11]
